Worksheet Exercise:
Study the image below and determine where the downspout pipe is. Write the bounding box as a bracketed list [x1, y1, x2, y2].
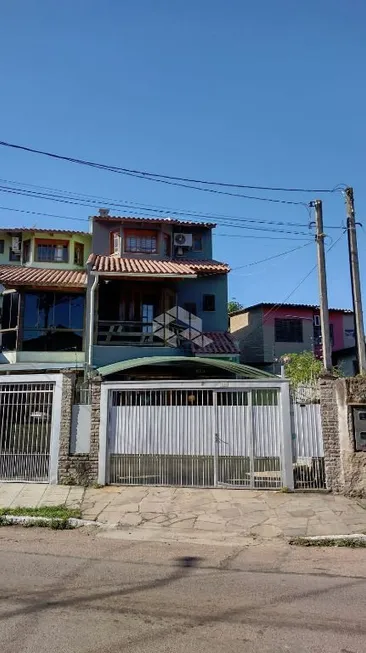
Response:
[86, 272, 99, 379]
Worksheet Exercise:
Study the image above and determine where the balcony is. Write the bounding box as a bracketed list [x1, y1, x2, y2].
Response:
[97, 320, 194, 348]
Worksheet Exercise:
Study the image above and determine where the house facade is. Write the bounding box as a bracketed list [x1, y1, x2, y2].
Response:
[230, 302, 355, 372]
[0, 227, 90, 369]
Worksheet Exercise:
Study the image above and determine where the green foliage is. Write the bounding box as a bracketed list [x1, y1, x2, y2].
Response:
[283, 351, 324, 388]
[0, 505, 82, 519]
[228, 298, 244, 314]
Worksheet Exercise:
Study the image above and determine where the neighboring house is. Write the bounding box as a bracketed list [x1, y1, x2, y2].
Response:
[0, 214, 238, 375]
[85, 211, 237, 370]
[0, 227, 91, 369]
[332, 345, 363, 377]
[230, 302, 355, 372]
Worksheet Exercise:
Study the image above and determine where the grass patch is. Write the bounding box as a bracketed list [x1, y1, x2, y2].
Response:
[0, 505, 82, 520]
[289, 536, 366, 548]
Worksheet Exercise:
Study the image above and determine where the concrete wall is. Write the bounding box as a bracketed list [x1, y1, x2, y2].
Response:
[176, 274, 228, 332]
[91, 218, 213, 260]
[230, 307, 264, 364]
[93, 345, 183, 368]
[319, 376, 366, 496]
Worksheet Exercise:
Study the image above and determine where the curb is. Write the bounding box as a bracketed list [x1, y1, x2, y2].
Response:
[290, 534, 366, 546]
[0, 515, 102, 528]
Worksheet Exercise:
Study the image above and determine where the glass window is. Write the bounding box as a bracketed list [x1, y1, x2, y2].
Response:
[110, 231, 121, 255]
[0, 240, 4, 254]
[70, 295, 85, 330]
[35, 240, 68, 263]
[54, 294, 70, 328]
[203, 294, 215, 311]
[1, 292, 19, 329]
[125, 230, 157, 254]
[22, 293, 84, 351]
[23, 293, 41, 328]
[275, 318, 303, 343]
[74, 242, 84, 266]
[9, 246, 20, 262]
[193, 235, 203, 251]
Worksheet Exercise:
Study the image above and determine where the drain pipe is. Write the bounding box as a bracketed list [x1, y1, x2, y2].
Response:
[86, 273, 99, 379]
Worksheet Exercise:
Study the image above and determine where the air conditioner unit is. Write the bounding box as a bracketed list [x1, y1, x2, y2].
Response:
[174, 233, 193, 248]
[313, 315, 321, 326]
[11, 236, 21, 252]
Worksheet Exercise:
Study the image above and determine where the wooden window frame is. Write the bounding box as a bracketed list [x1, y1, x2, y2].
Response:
[35, 238, 69, 263]
[124, 229, 158, 254]
[74, 241, 85, 266]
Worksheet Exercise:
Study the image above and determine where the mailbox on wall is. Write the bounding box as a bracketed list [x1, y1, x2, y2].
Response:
[352, 406, 366, 452]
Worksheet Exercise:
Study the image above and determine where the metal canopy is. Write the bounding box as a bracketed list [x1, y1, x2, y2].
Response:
[96, 355, 275, 379]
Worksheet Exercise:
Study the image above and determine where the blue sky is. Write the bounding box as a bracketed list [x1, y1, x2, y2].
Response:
[1, 0, 365, 309]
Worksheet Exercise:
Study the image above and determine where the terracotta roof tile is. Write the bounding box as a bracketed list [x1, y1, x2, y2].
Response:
[92, 215, 216, 228]
[192, 332, 239, 355]
[0, 265, 86, 289]
[88, 255, 229, 276]
[1, 227, 89, 236]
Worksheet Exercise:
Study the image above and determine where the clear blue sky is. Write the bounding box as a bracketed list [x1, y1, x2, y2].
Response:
[1, 0, 365, 309]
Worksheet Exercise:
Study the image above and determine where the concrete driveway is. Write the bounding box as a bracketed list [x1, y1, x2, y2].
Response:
[1, 483, 366, 544]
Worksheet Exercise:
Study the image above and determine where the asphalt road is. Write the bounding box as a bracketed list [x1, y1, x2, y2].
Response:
[0, 527, 365, 653]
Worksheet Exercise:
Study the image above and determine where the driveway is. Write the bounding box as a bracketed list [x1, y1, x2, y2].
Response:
[1, 483, 366, 544]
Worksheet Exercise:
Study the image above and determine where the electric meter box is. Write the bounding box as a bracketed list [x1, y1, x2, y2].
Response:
[352, 406, 366, 452]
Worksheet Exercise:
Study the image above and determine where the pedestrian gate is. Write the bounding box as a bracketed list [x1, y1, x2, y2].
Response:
[105, 383, 288, 489]
[0, 381, 55, 482]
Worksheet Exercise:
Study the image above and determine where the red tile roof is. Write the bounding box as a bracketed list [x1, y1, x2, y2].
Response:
[88, 255, 229, 276]
[0, 265, 86, 288]
[192, 332, 239, 355]
[0, 227, 89, 235]
[92, 215, 216, 228]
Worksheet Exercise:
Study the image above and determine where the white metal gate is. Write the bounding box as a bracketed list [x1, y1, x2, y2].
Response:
[0, 380, 56, 482]
[291, 400, 326, 489]
[106, 383, 288, 489]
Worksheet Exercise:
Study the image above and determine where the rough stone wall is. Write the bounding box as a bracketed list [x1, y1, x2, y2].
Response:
[319, 378, 344, 492]
[58, 373, 100, 486]
[319, 376, 366, 497]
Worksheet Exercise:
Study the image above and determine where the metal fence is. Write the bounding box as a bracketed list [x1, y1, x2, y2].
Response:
[0, 382, 54, 481]
[291, 396, 325, 489]
[108, 386, 284, 489]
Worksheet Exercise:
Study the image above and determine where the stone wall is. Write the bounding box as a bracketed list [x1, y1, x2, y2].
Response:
[58, 373, 100, 486]
[319, 376, 366, 497]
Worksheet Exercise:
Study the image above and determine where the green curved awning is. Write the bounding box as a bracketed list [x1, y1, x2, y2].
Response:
[96, 355, 276, 379]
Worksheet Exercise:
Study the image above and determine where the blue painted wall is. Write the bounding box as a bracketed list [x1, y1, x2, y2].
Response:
[176, 274, 228, 332]
[93, 345, 185, 367]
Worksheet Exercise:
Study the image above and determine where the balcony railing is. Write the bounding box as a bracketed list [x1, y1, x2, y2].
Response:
[97, 320, 191, 347]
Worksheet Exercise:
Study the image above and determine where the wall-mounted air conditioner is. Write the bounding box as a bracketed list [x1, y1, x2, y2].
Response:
[11, 236, 21, 252]
[173, 233, 193, 248]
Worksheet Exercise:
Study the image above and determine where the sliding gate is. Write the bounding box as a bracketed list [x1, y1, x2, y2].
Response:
[107, 384, 287, 489]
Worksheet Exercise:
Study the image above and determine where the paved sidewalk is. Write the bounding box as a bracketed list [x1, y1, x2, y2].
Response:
[1, 483, 366, 543]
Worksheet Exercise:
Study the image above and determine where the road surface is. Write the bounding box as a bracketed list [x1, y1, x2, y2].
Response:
[0, 527, 365, 653]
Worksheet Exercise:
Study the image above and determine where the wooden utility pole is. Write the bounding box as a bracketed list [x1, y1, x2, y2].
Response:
[345, 187, 366, 374]
[313, 199, 332, 371]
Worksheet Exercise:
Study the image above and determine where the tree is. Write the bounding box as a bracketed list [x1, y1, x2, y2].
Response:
[228, 298, 244, 314]
[282, 352, 323, 389]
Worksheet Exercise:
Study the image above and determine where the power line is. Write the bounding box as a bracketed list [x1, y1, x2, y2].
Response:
[0, 139, 338, 194]
[231, 242, 313, 271]
[0, 139, 336, 205]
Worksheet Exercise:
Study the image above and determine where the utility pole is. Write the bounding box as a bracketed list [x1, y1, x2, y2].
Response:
[313, 200, 332, 371]
[345, 187, 366, 374]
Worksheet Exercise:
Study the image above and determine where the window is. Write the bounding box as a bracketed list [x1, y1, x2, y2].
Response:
[313, 323, 334, 346]
[193, 234, 203, 251]
[22, 292, 85, 351]
[9, 246, 20, 262]
[275, 318, 303, 343]
[0, 291, 19, 351]
[110, 231, 121, 255]
[184, 302, 197, 315]
[35, 239, 69, 263]
[163, 234, 171, 257]
[22, 240, 31, 263]
[125, 229, 157, 254]
[74, 242, 84, 266]
[0, 240, 4, 254]
[203, 294, 215, 312]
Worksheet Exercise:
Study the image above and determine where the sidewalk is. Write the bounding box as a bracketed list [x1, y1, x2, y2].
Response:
[1, 483, 366, 544]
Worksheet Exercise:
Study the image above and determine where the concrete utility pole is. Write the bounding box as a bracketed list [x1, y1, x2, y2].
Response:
[313, 199, 332, 371]
[345, 187, 366, 374]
